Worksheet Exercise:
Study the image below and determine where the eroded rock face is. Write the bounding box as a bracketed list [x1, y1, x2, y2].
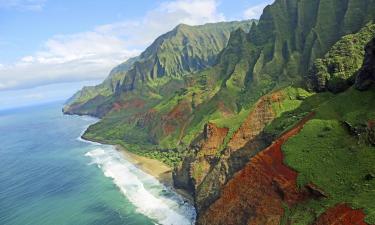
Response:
[173, 123, 228, 194]
[314, 204, 368, 225]
[173, 155, 196, 194]
[227, 92, 282, 151]
[356, 37, 375, 91]
[193, 92, 283, 213]
[173, 91, 283, 214]
[197, 113, 315, 225]
[190, 123, 229, 187]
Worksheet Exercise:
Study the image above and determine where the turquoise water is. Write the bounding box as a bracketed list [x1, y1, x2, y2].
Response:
[0, 102, 195, 225]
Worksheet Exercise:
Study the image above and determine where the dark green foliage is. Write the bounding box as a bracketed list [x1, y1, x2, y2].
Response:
[207, 0, 375, 116]
[307, 24, 375, 93]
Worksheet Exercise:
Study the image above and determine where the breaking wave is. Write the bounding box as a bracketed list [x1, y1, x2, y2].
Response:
[85, 146, 196, 225]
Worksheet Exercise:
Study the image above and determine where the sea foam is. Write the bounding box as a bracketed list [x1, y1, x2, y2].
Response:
[85, 146, 196, 225]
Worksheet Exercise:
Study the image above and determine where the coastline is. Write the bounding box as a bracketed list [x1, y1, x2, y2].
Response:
[114, 145, 194, 203]
[76, 116, 194, 203]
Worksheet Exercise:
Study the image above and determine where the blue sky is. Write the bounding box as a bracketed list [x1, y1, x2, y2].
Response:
[0, 0, 273, 109]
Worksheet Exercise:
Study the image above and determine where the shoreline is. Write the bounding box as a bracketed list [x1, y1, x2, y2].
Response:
[114, 145, 194, 203]
[76, 118, 194, 204]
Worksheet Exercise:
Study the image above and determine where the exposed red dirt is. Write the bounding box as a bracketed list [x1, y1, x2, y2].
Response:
[217, 101, 234, 117]
[314, 204, 368, 225]
[200, 123, 229, 156]
[191, 123, 229, 186]
[227, 91, 283, 151]
[198, 113, 315, 225]
[113, 99, 145, 111]
[162, 100, 192, 136]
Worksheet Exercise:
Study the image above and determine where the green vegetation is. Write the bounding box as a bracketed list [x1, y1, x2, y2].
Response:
[264, 87, 334, 136]
[64, 20, 255, 115]
[307, 24, 375, 93]
[65, 0, 375, 162]
[63, 1, 375, 222]
[282, 88, 375, 224]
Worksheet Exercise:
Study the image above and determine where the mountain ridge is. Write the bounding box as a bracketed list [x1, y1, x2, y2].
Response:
[63, 0, 375, 224]
[63, 20, 256, 117]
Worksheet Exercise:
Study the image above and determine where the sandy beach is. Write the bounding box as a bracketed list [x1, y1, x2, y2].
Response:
[115, 145, 194, 202]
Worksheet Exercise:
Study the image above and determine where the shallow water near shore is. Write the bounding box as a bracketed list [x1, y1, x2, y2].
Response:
[0, 102, 195, 225]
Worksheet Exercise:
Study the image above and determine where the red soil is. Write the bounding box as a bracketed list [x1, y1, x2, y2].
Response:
[198, 112, 370, 225]
[191, 123, 229, 186]
[200, 123, 229, 156]
[198, 113, 315, 225]
[227, 91, 283, 151]
[113, 99, 145, 111]
[314, 204, 368, 225]
[162, 100, 192, 136]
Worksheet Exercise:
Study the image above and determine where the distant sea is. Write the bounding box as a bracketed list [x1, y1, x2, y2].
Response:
[0, 102, 195, 225]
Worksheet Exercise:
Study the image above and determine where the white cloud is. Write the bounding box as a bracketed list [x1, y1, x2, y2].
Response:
[21, 56, 35, 63]
[160, 0, 224, 25]
[0, 0, 46, 11]
[0, 32, 140, 90]
[0, 0, 225, 91]
[23, 93, 44, 99]
[243, 1, 272, 19]
[95, 0, 225, 48]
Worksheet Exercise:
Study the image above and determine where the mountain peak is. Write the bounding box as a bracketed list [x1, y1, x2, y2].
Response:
[174, 23, 191, 31]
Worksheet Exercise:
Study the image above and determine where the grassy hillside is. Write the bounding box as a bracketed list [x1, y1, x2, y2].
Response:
[64, 0, 375, 168]
[281, 87, 375, 224]
[61, 0, 375, 223]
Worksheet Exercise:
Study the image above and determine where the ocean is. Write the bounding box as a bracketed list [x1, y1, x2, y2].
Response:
[0, 102, 195, 225]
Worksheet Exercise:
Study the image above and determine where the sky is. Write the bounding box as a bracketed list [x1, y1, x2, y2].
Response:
[0, 0, 273, 110]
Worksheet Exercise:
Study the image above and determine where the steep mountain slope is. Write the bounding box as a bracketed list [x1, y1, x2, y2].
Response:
[307, 24, 375, 93]
[64, 0, 375, 224]
[170, 0, 375, 221]
[192, 20, 375, 225]
[221, 0, 375, 103]
[63, 21, 255, 117]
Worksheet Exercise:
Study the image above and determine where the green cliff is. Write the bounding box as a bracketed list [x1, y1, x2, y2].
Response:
[64, 0, 375, 224]
[63, 21, 255, 117]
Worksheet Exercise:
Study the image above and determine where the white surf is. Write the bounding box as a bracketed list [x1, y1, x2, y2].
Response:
[85, 146, 196, 225]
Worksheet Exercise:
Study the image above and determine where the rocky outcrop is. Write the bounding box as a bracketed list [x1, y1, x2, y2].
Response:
[173, 123, 228, 193]
[227, 91, 282, 151]
[197, 113, 315, 225]
[314, 204, 368, 225]
[356, 37, 375, 90]
[173, 155, 196, 194]
[192, 91, 283, 214]
[342, 120, 375, 146]
[62, 95, 112, 118]
[172, 89, 283, 214]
